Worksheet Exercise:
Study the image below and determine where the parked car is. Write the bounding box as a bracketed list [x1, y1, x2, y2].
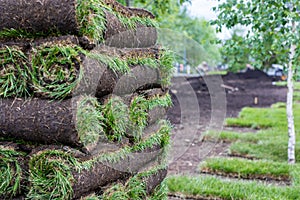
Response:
[265, 64, 287, 80]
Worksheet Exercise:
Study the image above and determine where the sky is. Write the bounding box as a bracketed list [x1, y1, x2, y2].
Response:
[186, 0, 220, 20]
[185, 0, 231, 39]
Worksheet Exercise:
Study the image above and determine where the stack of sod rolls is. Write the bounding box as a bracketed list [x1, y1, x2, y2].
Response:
[0, 0, 173, 199]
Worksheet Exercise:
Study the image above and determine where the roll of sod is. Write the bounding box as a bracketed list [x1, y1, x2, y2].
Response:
[0, 0, 157, 47]
[0, 92, 171, 150]
[0, 43, 173, 99]
[26, 120, 171, 199]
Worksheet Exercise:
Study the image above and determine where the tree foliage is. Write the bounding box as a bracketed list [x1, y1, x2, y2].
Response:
[221, 28, 251, 72]
[164, 9, 221, 66]
[212, 0, 300, 70]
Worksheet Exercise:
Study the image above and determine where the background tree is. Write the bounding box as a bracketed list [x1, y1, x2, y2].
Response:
[160, 7, 221, 67]
[221, 27, 251, 72]
[213, 0, 300, 164]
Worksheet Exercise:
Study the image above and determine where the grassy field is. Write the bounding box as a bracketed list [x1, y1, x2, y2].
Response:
[167, 82, 300, 199]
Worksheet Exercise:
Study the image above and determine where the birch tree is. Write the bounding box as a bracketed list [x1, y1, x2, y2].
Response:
[213, 0, 300, 164]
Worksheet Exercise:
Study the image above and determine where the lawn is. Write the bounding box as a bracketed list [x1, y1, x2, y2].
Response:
[167, 85, 300, 199]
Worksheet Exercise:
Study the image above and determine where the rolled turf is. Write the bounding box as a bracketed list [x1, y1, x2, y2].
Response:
[0, 0, 157, 47]
[26, 120, 171, 199]
[0, 91, 171, 151]
[0, 42, 173, 99]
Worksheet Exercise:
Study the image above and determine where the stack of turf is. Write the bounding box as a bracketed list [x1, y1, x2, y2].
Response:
[0, 0, 173, 199]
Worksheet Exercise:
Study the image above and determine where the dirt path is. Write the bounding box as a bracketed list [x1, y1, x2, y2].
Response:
[166, 70, 287, 175]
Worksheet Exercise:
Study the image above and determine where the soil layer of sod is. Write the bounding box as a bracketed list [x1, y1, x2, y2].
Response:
[200, 167, 291, 183]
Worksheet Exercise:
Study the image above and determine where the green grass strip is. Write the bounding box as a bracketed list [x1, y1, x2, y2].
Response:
[76, 96, 106, 147]
[0, 46, 31, 97]
[200, 157, 292, 181]
[228, 138, 300, 163]
[226, 106, 286, 129]
[129, 94, 172, 141]
[0, 147, 24, 198]
[226, 103, 300, 130]
[212, 102, 300, 162]
[101, 96, 129, 142]
[167, 175, 300, 200]
[274, 81, 300, 90]
[202, 130, 260, 143]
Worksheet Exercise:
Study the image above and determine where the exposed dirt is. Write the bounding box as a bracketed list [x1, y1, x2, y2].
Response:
[166, 70, 287, 175]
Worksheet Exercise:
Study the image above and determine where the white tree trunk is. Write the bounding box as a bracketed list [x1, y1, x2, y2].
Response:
[287, 22, 296, 164]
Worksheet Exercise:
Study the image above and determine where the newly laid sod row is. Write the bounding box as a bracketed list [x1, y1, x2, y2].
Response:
[200, 157, 297, 182]
[274, 81, 300, 90]
[167, 176, 300, 200]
